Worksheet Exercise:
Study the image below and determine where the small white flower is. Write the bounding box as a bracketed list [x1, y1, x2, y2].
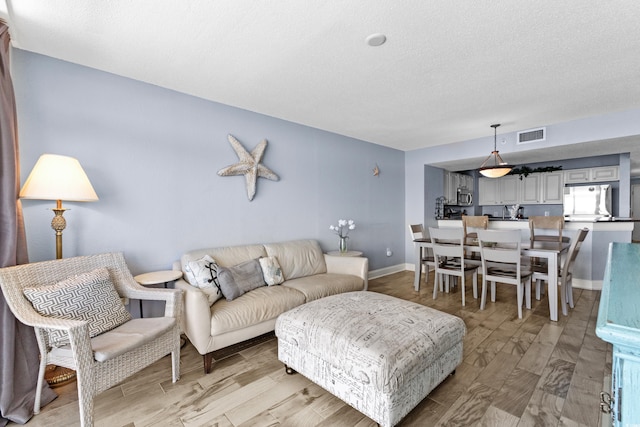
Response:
[329, 218, 356, 238]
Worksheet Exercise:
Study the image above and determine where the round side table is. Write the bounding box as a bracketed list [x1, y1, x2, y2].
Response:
[326, 250, 363, 257]
[134, 270, 182, 318]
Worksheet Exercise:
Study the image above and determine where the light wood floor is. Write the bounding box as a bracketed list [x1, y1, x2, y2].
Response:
[11, 271, 611, 427]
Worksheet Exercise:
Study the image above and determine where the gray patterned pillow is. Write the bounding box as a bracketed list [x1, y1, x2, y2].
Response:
[183, 255, 223, 305]
[23, 267, 132, 347]
[258, 256, 284, 285]
[218, 259, 266, 301]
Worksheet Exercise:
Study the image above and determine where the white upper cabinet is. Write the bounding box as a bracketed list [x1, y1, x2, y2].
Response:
[478, 171, 564, 206]
[541, 171, 564, 204]
[443, 171, 474, 204]
[520, 174, 541, 204]
[478, 176, 520, 205]
[564, 166, 619, 184]
[500, 176, 520, 204]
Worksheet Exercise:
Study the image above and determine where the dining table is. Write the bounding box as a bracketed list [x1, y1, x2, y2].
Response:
[413, 236, 570, 322]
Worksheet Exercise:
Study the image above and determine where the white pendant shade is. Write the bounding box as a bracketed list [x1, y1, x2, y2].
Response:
[478, 124, 512, 178]
[20, 154, 99, 202]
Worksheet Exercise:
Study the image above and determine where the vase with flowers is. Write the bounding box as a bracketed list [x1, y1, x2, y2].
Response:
[329, 219, 356, 253]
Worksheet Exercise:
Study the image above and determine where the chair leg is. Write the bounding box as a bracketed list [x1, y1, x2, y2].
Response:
[567, 278, 575, 308]
[33, 352, 47, 414]
[516, 284, 523, 319]
[433, 272, 438, 299]
[480, 278, 487, 310]
[491, 281, 496, 302]
[461, 274, 466, 307]
[560, 278, 569, 316]
[171, 345, 180, 383]
[472, 271, 478, 299]
[535, 279, 541, 300]
[76, 367, 95, 427]
[424, 263, 431, 287]
[525, 278, 532, 310]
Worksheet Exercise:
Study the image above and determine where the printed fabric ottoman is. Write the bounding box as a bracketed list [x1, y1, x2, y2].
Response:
[275, 291, 466, 427]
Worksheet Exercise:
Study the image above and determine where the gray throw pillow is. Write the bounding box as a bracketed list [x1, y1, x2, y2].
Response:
[218, 259, 266, 301]
[23, 267, 132, 347]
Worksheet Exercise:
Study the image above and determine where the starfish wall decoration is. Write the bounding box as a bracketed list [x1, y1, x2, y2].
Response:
[217, 134, 280, 201]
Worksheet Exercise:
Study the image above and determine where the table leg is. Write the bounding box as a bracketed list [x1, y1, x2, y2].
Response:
[414, 245, 422, 291]
[139, 299, 143, 318]
[547, 252, 559, 322]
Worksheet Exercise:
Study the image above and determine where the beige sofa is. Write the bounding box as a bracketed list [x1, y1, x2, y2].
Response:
[174, 239, 368, 373]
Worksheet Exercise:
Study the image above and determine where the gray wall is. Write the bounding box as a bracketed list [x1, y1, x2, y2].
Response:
[13, 49, 405, 274]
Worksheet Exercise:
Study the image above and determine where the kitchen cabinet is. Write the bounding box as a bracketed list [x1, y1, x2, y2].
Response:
[540, 171, 564, 204]
[444, 171, 474, 204]
[596, 243, 640, 427]
[478, 176, 519, 205]
[521, 174, 541, 204]
[479, 171, 563, 206]
[564, 166, 619, 184]
[443, 171, 457, 204]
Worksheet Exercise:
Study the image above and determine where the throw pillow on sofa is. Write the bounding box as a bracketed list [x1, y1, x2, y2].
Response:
[23, 267, 132, 347]
[218, 259, 266, 301]
[258, 256, 284, 286]
[184, 254, 223, 305]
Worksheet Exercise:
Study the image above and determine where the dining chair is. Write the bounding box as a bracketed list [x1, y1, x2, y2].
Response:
[461, 215, 489, 263]
[462, 215, 489, 239]
[529, 215, 566, 267]
[533, 228, 589, 316]
[429, 227, 479, 306]
[529, 215, 568, 244]
[410, 224, 436, 289]
[477, 229, 533, 319]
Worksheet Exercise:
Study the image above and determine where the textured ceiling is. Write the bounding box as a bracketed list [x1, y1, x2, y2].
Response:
[2, 1, 640, 171]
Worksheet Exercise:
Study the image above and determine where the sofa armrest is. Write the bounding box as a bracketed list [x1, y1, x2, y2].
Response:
[174, 279, 212, 354]
[324, 255, 369, 290]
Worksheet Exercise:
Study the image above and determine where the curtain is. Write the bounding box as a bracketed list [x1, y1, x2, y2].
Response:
[0, 21, 56, 425]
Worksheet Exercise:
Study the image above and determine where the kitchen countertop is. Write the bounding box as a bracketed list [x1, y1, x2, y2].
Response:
[439, 217, 638, 222]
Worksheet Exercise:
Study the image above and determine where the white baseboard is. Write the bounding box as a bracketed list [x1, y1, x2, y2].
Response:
[572, 278, 602, 291]
[368, 264, 408, 280]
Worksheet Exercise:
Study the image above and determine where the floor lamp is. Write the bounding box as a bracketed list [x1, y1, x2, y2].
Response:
[19, 153, 99, 386]
[19, 154, 99, 259]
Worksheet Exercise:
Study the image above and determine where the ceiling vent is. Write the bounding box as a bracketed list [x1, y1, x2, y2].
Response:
[517, 127, 546, 144]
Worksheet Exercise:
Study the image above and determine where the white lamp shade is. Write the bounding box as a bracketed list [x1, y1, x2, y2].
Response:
[20, 154, 99, 202]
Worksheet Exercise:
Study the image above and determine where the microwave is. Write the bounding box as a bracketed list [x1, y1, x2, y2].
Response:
[457, 188, 473, 206]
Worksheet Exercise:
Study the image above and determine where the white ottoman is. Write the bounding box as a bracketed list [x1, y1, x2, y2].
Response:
[275, 291, 465, 427]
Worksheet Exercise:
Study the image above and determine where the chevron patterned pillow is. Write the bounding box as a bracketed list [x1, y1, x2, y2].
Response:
[23, 267, 132, 347]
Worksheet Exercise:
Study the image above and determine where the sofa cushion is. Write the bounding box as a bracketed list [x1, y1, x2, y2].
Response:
[263, 239, 327, 280]
[258, 256, 284, 285]
[283, 273, 364, 302]
[210, 286, 306, 336]
[183, 255, 223, 305]
[218, 259, 266, 301]
[23, 267, 132, 347]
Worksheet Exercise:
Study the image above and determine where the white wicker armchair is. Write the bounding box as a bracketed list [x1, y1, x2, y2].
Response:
[0, 252, 181, 427]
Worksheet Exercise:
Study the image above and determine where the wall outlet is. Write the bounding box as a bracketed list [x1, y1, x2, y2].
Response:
[386, 248, 392, 257]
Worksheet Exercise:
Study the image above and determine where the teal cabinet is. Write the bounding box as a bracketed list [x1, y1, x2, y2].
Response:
[596, 242, 640, 426]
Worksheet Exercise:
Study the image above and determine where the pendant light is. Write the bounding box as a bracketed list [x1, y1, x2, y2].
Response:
[479, 124, 512, 178]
